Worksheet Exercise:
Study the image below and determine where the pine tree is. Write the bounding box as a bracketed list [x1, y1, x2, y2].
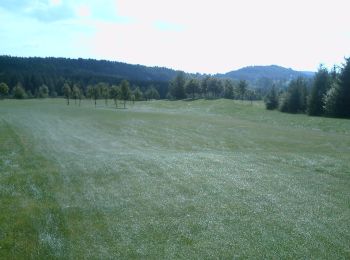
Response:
[325, 58, 350, 118]
[169, 72, 186, 100]
[265, 85, 279, 110]
[185, 78, 200, 99]
[308, 65, 330, 116]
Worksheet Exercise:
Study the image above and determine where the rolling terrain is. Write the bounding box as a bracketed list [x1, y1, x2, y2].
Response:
[0, 99, 349, 258]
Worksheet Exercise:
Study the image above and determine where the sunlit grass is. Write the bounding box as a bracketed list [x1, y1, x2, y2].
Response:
[1, 98, 349, 258]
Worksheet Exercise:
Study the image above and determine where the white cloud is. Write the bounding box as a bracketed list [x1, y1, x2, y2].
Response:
[50, 0, 62, 7]
[1, 0, 349, 73]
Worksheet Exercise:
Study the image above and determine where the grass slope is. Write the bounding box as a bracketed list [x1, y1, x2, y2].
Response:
[0, 99, 349, 259]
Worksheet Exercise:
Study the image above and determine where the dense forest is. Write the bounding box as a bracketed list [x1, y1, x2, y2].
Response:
[264, 58, 350, 118]
[0, 55, 349, 118]
[0, 56, 176, 98]
[0, 56, 313, 99]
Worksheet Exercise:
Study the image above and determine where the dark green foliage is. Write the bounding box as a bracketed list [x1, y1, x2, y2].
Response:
[324, 58, 350, 118]
[308, 66, 330, 116]
[169, 72, 186, 100]
[237, 80, 248, 101]
[265, 85, 279, 110]
[0, 56, 174, 99]
[120, 80, 131, 108]
[207, 77, 223, 98]
[62, 83, 71, 105]
[200, 76, 210, 98]
[185, 78, 200, 99]
[13, 83, 26, 99]
[0, 82, 9, 98]
[279, 78, 307, 114]
[38, 84, 49, 98]
[223, 80, 235, 99]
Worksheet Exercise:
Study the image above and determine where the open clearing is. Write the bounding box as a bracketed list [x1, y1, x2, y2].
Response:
[1, 99, 349, 258]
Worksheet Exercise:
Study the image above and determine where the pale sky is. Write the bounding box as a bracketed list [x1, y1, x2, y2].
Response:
[1, 0, 349, 73]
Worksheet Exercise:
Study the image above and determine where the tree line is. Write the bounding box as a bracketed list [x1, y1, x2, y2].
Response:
[0, 56, 171, 99]
[264, 58, 350, 118]
[0, 71, 263, 103]
[168, 71, 261, 101]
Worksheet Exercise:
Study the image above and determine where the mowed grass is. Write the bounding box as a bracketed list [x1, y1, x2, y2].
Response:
[0, 98, 349, 259]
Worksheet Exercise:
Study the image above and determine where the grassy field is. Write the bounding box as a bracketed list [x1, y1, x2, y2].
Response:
[0, 98, 349, 259]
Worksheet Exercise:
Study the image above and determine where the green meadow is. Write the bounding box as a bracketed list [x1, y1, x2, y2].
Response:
[0, 99, 349, 259]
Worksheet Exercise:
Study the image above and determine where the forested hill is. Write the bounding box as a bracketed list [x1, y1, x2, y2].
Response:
[0, 56, 177, 82]
[0, 56, 178, 97]
[0, 56, 315, 97]
[219, 65, 314, 81]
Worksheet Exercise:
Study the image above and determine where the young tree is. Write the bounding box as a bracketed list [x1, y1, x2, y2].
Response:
[120, 80, 131, 108]
[265, 85, 279, 110]
[13, 83, 26, 99]
[0, 82, 9, 99]
[133, 87, 143, 101]
[86, 85, 94, 102]
[308, 65, 330, 116]
[38, 84, 49, 98]
[99, 83, 109, 106]
[145, 86, 160, 100]
[62, 83, 71, 105]
[92, 85, 100, 107]
[72, 84, 80, 105]
[78, 87, 83, 106]
[323, 82, 340, 116]
[110, 85, 121, 108]
[237, 80, 248, 101]
[185, 78, 200, 99]
[169, 71, 186, 99]
[246, 89, 256, 105]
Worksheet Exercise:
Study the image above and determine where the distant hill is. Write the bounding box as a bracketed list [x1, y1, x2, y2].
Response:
[0, 56, 315, 97]
[218, 65, 314, 81]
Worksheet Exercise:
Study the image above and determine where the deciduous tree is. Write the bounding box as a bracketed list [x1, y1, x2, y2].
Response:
[62, 83, 71, 105]
[120, 80, 131, 108]
[0, 82, 9, 99]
